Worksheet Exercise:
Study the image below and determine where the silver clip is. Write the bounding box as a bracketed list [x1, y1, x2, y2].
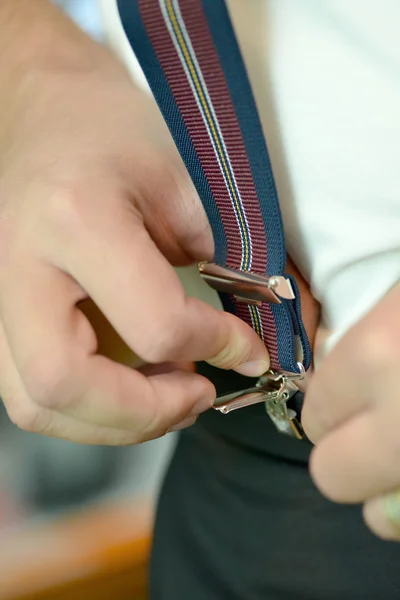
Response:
[198, 262, 295, 306]
[199, 262, 304, 438]
[213, 375, 283, 414]
[213, 365, 305, 439]
[265, 394, 304, 440]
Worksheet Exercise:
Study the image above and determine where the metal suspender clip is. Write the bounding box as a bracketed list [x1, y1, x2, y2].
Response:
[213, 367, 305, 439]
[198, 262, 295, 306]
[199, 262, 305, 439]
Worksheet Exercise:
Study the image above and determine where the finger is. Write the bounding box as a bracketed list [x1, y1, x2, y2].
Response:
[141, 359, 199, 431]
[169, 415, 197, 432]
[61, 192, 269, 375]
[1, 261, 215, 441]
[132, 152, 215, 265]
[302, 284, 400, 444]
[0, 317, 144, 445]
[36, 414, 166, 445]
[0, 317, 47, 434]
[70, 355, 214, 436]
[363, 491, 400, 541]
[309, 408, 400, 503]
[302, 330, 373, 445]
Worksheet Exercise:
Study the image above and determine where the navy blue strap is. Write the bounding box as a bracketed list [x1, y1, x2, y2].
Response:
[116, 0, 311, 373]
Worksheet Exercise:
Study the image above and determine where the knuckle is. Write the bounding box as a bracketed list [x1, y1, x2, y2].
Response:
[22, 353, 74, 410]
[208, 339, 252, 370]
[139, 311, 190, 363]
[100, 430, 143, 446]
[46, 186, 89, 240]
[6, 399, 44, 433]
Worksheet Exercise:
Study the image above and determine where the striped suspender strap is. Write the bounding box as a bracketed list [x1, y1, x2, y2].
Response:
[116, 0, 312, 436]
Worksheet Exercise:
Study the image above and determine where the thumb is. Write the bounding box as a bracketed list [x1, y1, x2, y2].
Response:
[138, 153, 213, 265]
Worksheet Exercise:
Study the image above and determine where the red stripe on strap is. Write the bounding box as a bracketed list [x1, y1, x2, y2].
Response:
[259, 304, 281, 370]
[139, 0, 242, 267]
[179, 0, 268, 275]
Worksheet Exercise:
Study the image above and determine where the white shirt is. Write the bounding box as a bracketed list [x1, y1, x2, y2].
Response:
[100, 0, 400, 361]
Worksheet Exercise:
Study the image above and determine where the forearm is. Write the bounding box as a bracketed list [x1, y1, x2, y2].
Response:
[0, 0, 128, 150]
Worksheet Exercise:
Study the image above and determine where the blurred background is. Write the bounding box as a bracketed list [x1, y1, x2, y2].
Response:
[0, 2, 177, 598]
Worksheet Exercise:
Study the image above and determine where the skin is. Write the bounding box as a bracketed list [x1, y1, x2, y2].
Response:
[1, 0, 398, 541]
[302, 282, 400, 540]
[0, 0, 271, 445]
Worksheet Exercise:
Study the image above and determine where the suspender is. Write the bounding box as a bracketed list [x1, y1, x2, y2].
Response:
[116, 0, 311, 437]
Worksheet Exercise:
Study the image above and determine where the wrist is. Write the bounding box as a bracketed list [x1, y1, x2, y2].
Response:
[0, 0, 114, 84]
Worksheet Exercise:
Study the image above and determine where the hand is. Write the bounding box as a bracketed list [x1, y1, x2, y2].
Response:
[0, 1, 269, 445]
[302, 282, 400, 540]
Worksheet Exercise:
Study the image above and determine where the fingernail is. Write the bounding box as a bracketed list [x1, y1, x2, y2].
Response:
[234, 360, 269, 378]
[170, 416, 197, 432]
